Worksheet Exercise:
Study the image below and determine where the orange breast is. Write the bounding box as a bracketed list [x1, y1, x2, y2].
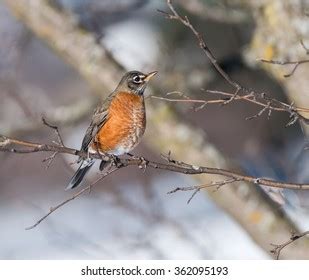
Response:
[94, 91, 146, 153]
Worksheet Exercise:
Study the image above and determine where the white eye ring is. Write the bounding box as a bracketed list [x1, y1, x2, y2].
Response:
[133, 75, 143, 84]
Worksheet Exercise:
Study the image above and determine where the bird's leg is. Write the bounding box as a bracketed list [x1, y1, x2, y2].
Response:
[98, 151, 112, 171]
[99, 160, 109, 171]
[110, 154, 122, 168]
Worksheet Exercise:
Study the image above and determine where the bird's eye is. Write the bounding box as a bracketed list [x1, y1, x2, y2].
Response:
[132, 75, 142, 84]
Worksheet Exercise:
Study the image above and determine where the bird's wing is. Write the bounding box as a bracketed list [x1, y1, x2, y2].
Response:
[80, 91, 116, 152]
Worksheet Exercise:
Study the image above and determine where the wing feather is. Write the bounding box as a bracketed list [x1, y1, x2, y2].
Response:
[80, 91, 116, 152]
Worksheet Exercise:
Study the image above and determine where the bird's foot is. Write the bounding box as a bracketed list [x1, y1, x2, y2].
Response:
[110, 154, 122, 168]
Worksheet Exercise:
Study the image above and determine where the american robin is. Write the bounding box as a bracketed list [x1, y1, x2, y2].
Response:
[66, 70, 157, 190]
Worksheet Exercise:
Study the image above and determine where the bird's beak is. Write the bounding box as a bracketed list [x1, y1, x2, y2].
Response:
[144, 71, 158, 82]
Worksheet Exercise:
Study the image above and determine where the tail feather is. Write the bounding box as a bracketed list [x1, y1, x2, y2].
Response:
[66, 159, 94, 190]
[99, 160, 108, 171]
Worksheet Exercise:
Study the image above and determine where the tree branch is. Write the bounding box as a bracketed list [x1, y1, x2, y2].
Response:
[258, 40, 309, 78]
[258, 58, 309, 78]
[159, 0, 309, 125]
[5, 0, 309, 259]
[152, 89, 309, 123]
[159, 0, 242, 91]
[1, 135, 309, 191]
[25, 167, 119, 230]
[271, 231, 309, 260]
[1, 133, 309, 232]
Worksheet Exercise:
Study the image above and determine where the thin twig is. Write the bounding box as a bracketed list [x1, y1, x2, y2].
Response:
[159, 0, 242, 92]
[168, 178, 238, 204]
[157, 0, 309, 125]
[152, 89, 309, 119]
[259, 58, 309, 78]
[245, 102, 271, 120]
[270, 231, 309, 260]
[258, 40, 309, 78]
[25, 167, 119, 230]
[41, 117, 65, 168]
[42, 117, 64, 146]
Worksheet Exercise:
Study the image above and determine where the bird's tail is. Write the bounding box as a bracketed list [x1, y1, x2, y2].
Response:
[66, 158, 95, 190]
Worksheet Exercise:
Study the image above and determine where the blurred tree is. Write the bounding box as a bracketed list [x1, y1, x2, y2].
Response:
[3, 0, 309, 259]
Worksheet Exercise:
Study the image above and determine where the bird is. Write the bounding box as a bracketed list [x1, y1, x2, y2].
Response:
[66, 70, 157, 190]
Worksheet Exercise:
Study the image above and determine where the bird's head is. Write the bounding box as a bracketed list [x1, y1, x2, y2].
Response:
[117, 70, 157, 95]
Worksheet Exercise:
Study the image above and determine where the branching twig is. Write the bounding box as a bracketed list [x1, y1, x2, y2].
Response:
[159, 0, 242, 92]
[25, 167, 119, 230]
[41, 117, 65, 169]
[42, 117, 64, 146]
[270, 231, 309, 260]
[245, 101, 271, 121]
[158, 0, 309, 125]
[168, 178, 239, 204]
[259, 40, 309, 78]
[259, 58, 309, 78]
[152, 89, 309, 122]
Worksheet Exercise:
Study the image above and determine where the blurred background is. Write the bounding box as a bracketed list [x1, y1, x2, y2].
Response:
[1, 0, 309, 259]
